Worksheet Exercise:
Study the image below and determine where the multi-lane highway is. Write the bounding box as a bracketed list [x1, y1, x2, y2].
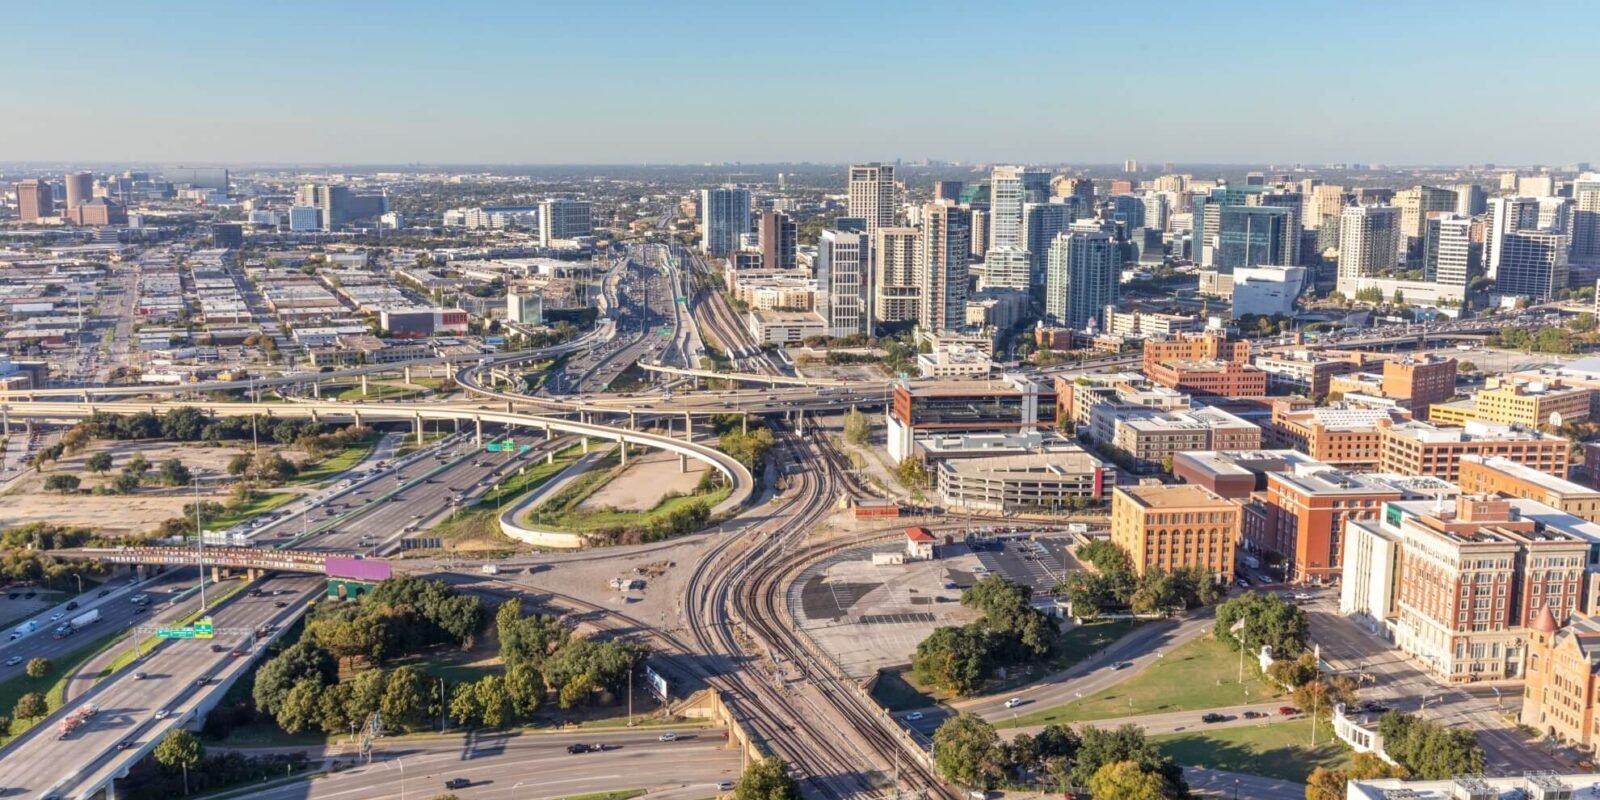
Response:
[0, 575, 320, 798]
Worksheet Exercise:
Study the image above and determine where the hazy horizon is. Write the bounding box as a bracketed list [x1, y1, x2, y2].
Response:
[4, 0, 1597, 166]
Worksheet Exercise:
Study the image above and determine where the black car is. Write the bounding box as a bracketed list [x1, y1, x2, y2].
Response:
[567, 743, 590, 754]
[118, 740, 137, 750]
[98, 589, 110, 597]
[444, 779, 470, 790]
[1201, 713, 1226, 724]
[195, 676, 211, 686]
[66, 601, 79, 611]
[274, 601, 289, 608]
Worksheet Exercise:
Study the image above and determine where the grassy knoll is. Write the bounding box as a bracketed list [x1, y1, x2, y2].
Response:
[1001, 635, 1281, 728]
[1149, 717, 1350, 783]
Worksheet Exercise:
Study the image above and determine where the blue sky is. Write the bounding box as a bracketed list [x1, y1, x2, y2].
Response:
[3, 0, 1596, 165]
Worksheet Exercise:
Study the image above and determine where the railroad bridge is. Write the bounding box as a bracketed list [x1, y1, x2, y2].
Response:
[52, 546, 393, 598]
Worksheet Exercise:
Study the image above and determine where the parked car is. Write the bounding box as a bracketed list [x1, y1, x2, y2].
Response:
[1201, 713, 1226, 723]
[1242, 710, 1264, 719]
[1278, 706, 1299, 716]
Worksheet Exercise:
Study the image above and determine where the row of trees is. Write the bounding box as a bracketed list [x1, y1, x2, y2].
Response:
[0, 523, 117, 591]
[911, 575, 1055, 696]
[933, 714, 1188, 798]
[1059, 541, 1226, 617]
[124, 729, 308, 799]
[497, 598, 647, 711]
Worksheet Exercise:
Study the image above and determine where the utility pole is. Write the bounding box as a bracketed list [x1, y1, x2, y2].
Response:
[627, 666, 634, 727]
[193, 480, 207, 611]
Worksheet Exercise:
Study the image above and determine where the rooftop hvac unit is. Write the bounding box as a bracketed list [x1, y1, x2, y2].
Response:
[1449, 776, 1495, 800]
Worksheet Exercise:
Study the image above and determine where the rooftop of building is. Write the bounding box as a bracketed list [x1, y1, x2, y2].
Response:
[938, 449, 1109, 477]
[748, 309, 826, 324]
[1172, 449, 1319, 478]
[1386, 419, 1564, 444]
[1389, 496, 1600, 545]
[1479, 379, 1590, 397]
[899, 378, 1039, 397]
[1348, 773, 1600, 799]
[1279, 405, 1408, 431]
[1462, 454, 1597, 497]
[917, 430, 1082, 456]
[1119, 406, 1257, 432]
[1117, 483, 1232, 510]
[1270, 463, 1408, 496]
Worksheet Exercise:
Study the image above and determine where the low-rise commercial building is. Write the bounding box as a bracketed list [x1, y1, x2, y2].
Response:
[886, 377, 1057, 463]
[1382, 355, 1457, 420]
[1429, 379, 1591, 428]
[917, 345, 993, 378]
[1170, 449, 1321, 499]
[1110, 484, 1240, 581]
[1104, 406, 1261, 473]
[1267, 402, 1412, 469]
[745, 309, 827, 346]
[1253, 349, 1364, 400]
[1458, 454, 1600, 522]
[1378, 419, 1570, 482]
[1263, 464, 1404, 585]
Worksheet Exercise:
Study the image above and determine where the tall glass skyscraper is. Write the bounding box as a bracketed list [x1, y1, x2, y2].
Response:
[1045, 223, 1119, 331]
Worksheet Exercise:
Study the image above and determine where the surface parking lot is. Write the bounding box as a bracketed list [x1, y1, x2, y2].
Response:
[969, 536, 1079, 595]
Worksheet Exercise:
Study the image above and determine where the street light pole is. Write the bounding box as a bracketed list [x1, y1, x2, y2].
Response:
[193, 479, 207, 611]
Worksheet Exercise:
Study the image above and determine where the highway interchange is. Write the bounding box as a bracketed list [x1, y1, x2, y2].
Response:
[0, 250, 1590, 799]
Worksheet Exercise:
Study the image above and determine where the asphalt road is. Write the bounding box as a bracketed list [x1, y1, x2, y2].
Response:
[0, 575, 320, 798]
[1186, 767, 1305, 800]
[0, 568, 206, 676]
[219, 728, 742, 800]
[1306, 597, 1567, 775]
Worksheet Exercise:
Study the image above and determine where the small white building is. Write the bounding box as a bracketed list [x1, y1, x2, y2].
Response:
[904, 527, 937, 560]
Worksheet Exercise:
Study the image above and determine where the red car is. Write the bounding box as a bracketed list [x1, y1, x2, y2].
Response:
[1278, 706, 1300, 716]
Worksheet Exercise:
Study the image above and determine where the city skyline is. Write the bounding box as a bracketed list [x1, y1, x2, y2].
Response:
[4, 0, 1598, 165]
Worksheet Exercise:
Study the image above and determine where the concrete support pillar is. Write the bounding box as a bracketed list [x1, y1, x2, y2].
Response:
[544, 423, 553, 441]
[353, 410, 362, 428]
[505, 400, 513, 414]
[211, 566, 222, 584]
[629, 411, 637, 431]
[475, 416, 483, 447]
[312, 381, 321, 399]
[685, 413, 693, 441]
[453, 418, 460, 434]
[742, 413, 748, 434]
[582, 437, 590, 454]
[547, 450, 554, 465]
[414, 414, 424, 446]
[3, 409, 10, 436]
[361, 374, 369, 396]
[404, 365, 413, 385]
[135, 565, 147, 581]
[680, 453, 688, 473]
[620, 440, 628, 465]
[310, 409, 319, 424]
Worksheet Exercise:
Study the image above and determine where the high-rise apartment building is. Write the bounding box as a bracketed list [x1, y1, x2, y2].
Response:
[817, 228, 871, 338]
[1023, 202, 1074, 299]
[1110, 194, 1146, 230]
[1110, 484, 1239, 581]
[700, 187, 751, 257]
[917, 203, 970, 333]
[1303, 184, 1349, 231]
[1335, 205, 1400, 291]
[15, 180, 52, 222]
[758, 210, 797, 269]
[1143, 192, 1171, 232]
[848, 163, 896, 235]
[1571, 173, 1600, 267]
[1044, 223, 1119, 331]
[1397, 185, 1459, 257]
[1424, 213, 1478, 286]
[296, 183, 354, 231]
[988, 166, 1051, 249]
[1485, 196, 1542, 280]
[1451, 182, 1487, 216]
[873, 227, 920, 325]
[538, 198, 593, 244]
[968, 208, 988, 257]
[63, 172, 93, 212]
[933, 181, 964, 203]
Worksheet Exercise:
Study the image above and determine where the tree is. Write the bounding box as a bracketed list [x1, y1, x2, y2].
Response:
[931, 713, 1004, 789]
[1089, 760, 1167, 800]
[112, 471, 142, 494]
[449, 682, 482, 727]
[505, 662, 544, 717]
[345, 667, 388, 724]
[124, 453, 150, 477]
[843, 408, 870, 445]
[735, 756, 802, 800]
[253, 640, 335, 717]
[85, 452, 113, 474]
[1305, 766, 1347, 800]
[158, 458, 193, 487]
[475, 675, 511, 727]
[1378, 711, 1485, 779]
[25, 657, 52, 678]
[44, 474, 81, 494]
[381, 666, 427, 732]
[1267, 652, 1319, 689]
[277, 679, 324, 734]
[1072, 724, 1186, 796]
[12, 692, 46, 721]
[153, 729, 205, 772]
[226, 452, 254, 476]
[1214, 591, 1310, 659]
[897, 457, 930, 489]
[911, 625, 991, 696]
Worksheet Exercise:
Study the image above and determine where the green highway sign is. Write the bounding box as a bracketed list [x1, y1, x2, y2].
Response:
[519, 444, 532, 453]
[157, 616, 215, 640]
[675, 296, 686, 303]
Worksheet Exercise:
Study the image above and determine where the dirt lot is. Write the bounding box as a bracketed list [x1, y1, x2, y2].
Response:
[578, 450, 709, 512]
[0, 439, 312, 537]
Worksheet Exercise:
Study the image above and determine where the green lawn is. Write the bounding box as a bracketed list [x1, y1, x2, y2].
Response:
[1051, 619, 1138, 671]
[292, 434, 381, 485]
[1149, 717, 1351, 783]
[870, 668, 941, 712]
[535, 485, 732, 534]
[1000, 635, 1280, 728]
[207, 491, 298, 529]
[0, 628, 122, 742]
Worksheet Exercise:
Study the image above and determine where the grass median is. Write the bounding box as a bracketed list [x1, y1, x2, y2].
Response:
[293, 433, 382, 485]
[1000, 635, 1281, 728]
[0, 627, 122, 742]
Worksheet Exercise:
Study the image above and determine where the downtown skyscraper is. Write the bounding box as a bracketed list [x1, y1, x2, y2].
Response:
[1335, 205, 1400, 293]
[984, 166, 1052, 291]
[1045, 222, 1120, 332]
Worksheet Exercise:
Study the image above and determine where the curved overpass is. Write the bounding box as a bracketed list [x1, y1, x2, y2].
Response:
[0, 399, 755, 516]
[0, 321, 614, 401]
[636, 362, 864, 388]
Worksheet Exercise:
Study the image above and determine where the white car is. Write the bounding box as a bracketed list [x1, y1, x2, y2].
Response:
[4, 656, 22, 666]
[50, 612, 64, 621]
[1004, 698, 1024, 709]
[717, 781, 735, 791]
[904, 711, 924, 721]
[658, 732, 678, 742]
[1293, 592, 1313, 601]
[153, 709, 170, 720]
